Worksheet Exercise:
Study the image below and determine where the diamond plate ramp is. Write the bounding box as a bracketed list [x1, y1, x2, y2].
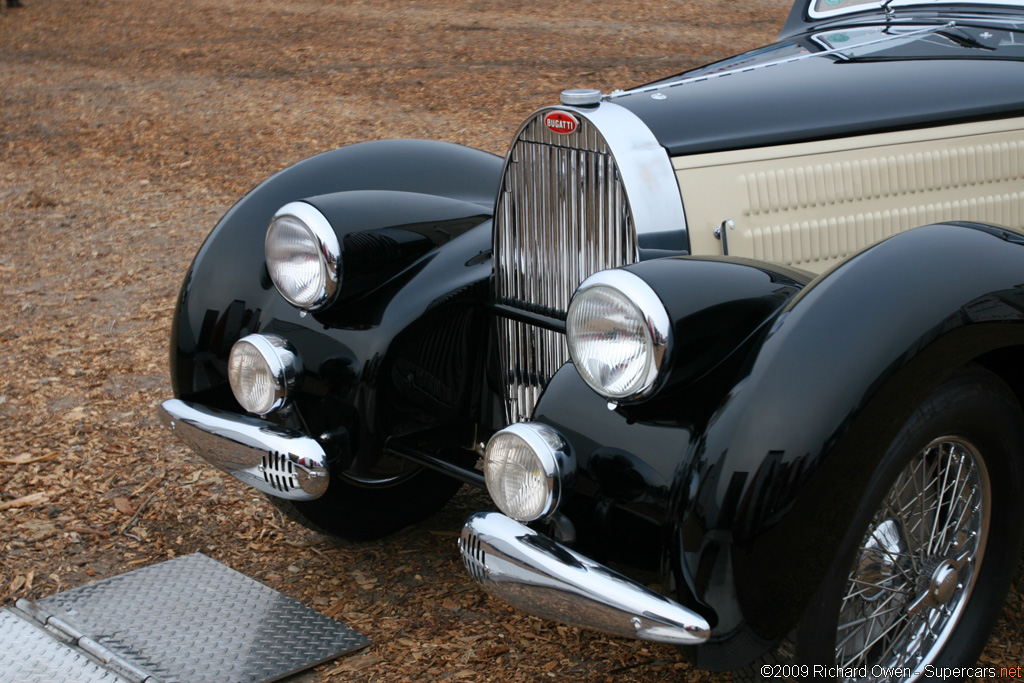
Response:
[0, 610, 129, 683]
[2, 553, 369, 683]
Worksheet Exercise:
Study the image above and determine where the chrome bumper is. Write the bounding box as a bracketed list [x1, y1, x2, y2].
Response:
[158, 399, 329, 501]
[459, 511, 710, 646]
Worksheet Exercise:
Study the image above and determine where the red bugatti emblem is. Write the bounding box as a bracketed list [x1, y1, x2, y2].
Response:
[544, 111, 579, 135]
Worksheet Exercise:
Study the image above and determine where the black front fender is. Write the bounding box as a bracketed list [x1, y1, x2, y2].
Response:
[170, 140, 502, 473]
[676, 222, 1024, 667]
[172, 138, 501, 398]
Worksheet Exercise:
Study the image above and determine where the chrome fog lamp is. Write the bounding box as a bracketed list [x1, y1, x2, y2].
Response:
[484, 423, 574, 522]
[227, 333, 301, 415]
[266, 201, 342, 311]
[566, 270, 671, 402]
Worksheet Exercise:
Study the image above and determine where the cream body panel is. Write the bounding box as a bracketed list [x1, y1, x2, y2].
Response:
[674, 118, 1024, 274]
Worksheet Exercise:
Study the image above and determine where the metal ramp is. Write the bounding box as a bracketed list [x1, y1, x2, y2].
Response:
[0, 553, 369, 683]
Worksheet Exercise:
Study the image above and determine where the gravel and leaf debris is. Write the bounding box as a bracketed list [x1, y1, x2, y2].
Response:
[3, 0, 1024, 680]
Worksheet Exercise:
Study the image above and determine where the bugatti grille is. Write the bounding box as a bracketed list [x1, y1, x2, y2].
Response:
[494, 112, 639, 422]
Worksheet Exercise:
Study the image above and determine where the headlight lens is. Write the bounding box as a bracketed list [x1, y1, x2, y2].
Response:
[484, 423, 573, 522]
[227, 334, 301, 415]
[265, 201, 342, 311]
[566, 270, 670, 401]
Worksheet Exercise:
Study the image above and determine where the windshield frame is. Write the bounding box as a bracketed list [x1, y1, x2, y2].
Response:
[808, 0, 1024, 20]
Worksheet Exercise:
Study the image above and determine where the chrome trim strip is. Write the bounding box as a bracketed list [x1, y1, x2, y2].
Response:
[159, 399, 329, 500]
[459, 511, 710, 645]
[559, 102, 688, 250]
[606, 24, 953, 100]
[568, 269, 672, 402]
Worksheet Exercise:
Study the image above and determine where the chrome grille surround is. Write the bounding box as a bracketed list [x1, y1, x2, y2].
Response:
[494, 102, 687, 423]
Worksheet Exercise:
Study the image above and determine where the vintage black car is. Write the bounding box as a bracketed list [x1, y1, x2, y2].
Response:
[160, 0, 1024, 678]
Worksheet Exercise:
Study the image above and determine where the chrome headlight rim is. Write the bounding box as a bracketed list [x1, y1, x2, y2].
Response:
[266, 201, 342, 312]
[567, 269, 672, 403]
[484, 422, 575, 522]
[227, 333, 302, 416]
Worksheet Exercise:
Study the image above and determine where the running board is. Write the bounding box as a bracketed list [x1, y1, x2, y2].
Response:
[0, 553, 369, 683]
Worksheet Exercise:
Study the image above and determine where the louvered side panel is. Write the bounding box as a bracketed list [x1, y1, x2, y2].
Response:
[675, 118, 1024, 274]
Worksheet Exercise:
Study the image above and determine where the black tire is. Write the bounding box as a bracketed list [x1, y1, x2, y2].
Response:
[739, 366, 1024, 682]
[266, 463, 464, 541]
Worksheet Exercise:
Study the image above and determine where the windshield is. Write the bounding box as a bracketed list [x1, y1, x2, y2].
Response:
[810, 0, 1024, 19]
[809, 24, 1024, 57]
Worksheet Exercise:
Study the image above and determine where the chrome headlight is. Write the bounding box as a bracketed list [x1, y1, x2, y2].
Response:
[566, 270, 671, 402]
[227, 334, 301, 415]
[484, 423, 574, 522]
[266, 201, 342, 311]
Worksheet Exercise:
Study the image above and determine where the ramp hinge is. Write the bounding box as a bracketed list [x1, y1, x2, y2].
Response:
[14, 599, 163, 683]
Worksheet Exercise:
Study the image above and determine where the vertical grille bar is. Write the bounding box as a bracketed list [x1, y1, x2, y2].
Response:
[494, 112, 639, 423]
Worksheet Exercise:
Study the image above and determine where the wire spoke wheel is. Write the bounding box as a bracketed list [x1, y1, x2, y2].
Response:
[835, 437, 990, 681]
[735, 368, 1024, 683]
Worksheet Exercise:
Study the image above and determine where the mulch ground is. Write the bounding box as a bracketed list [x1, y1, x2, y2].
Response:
[3, 0, 1024, 680]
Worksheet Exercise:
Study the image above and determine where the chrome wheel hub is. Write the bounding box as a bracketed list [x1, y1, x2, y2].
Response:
[835, 437, 990, 682]
[926, 560, 958, 606]
[855, 519, 907, 601]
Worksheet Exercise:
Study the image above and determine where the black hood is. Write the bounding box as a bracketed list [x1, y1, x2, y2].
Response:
[611, 20, 1024, 156]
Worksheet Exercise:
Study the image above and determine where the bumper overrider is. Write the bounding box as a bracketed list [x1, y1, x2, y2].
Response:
[459, 512, 710, 645]
[158, 399, 329, 501]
